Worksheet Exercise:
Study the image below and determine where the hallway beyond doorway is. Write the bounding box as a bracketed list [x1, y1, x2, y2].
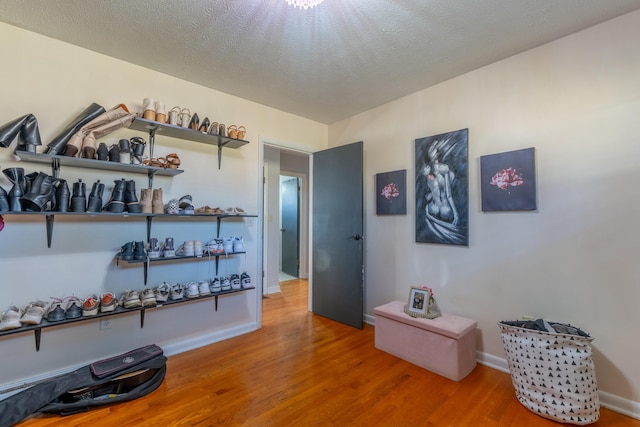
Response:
[279, 271, 297, 282]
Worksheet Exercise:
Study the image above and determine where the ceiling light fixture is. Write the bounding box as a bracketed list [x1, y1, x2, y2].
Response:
[285, 0, 325, 9]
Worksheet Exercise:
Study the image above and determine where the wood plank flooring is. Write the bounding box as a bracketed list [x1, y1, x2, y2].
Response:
[15, 279, 640, 426]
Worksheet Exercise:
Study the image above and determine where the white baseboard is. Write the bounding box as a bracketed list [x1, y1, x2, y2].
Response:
[598, 390, 640, 420]
[162, 322, 259, 356]
[264, 285, 281, 295]
[0, 321, 259, 401]
[364, 313, 375, 326]
[475, 351, 640, 421]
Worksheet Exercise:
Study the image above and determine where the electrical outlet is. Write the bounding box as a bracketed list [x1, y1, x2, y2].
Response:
[100, 318, 112, 330]
[247, 217, 255, 227]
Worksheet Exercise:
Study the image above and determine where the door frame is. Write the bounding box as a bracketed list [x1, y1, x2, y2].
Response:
[259, 136, 313, 310]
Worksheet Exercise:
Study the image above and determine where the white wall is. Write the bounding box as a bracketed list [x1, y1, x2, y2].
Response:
[263, 146, 282, 294]
[329, 10, 640, 412]
[0, 22, 326, 389]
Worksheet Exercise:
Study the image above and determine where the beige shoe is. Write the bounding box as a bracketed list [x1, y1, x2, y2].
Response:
[155, 101, 166, 123]
[152, 188, 164, 214]
[0, 306, 22, 331]
[140, 188, 153, 214]
[65, 104, 131, 157]
[20, 301, 48, 325]
[168, 106, 180, 126]
[142, 98, 155, 120]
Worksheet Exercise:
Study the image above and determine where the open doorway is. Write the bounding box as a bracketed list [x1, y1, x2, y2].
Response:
[280, 175, 300, 281]
[263, 145, 310, 296]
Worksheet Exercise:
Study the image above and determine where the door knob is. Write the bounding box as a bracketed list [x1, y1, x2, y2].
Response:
[348, 234, 363, 241]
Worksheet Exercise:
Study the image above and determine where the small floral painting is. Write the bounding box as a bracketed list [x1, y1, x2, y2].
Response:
[376, 170, 406, 215]
[480, 147, 537, 211]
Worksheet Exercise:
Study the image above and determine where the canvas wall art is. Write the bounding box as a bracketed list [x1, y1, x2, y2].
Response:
[375, 169, 407, 215]
[415, 128, 469, 246]
[480, 147, 537, 211]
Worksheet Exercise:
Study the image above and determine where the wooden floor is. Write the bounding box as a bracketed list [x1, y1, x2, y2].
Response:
[16, 279, 639, 426]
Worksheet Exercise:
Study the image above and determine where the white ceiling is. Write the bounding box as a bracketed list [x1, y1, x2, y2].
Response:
[1, 0, 639, 124]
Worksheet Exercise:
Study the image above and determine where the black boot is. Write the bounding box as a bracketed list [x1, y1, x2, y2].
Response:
[130, 137, 146, 165]
[0, 186, 9, 212]
[104, 179, 126, 213]
[87, 180, 105, 212]
[20, 172, 58, 212]
[119, 139, 131, 164]
[70, 179, 87, 212]
[133, 241, 147, 260]
[108, 143, 120, 162]
[44, 103, 105, 155]
[124, 180, 141, 213]
[24, 171, 39, 195]
[3, 167, 26, 211]
[55, 179, 70, 212]
[117, 241, 134, 261]
[97, 143, 109, 161]
[0, 114, 42, 152]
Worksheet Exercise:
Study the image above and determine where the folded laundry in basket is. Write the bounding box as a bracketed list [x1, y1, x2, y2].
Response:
[500, 319, 591, 337]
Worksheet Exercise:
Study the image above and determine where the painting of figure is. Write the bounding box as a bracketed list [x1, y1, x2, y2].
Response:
[415, 129, 469, 246]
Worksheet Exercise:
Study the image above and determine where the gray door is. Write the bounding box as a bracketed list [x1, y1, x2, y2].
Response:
[312, 142, 364, 329]
[281, 177, 299, 277]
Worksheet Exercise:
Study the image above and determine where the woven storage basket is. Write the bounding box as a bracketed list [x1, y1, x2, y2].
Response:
[498, 322, 600, 425]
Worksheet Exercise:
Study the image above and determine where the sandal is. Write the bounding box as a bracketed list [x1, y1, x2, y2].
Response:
[227, 125, 238, 139]
[237, 126, 246, 140]
[225, 207, 245, 215]
[143, 157, 168, 168]
[178, 195, 193, 209]
[195, 206, 224, 215]
[180, 108, 191, 128]
[168, 106, 181, 126]
[208, 122, 219, 135]
[165, 153, 181, 168]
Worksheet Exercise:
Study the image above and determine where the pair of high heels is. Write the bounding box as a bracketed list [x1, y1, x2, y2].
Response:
[187, 113, 210, 133]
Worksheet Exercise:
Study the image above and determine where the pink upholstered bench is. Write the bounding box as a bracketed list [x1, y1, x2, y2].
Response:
[374, 300, 477, 381]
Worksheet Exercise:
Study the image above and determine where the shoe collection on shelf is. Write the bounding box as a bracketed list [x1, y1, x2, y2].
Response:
[0, 170, 247, 217]
[0, 100, 254, 351]
[0, 271, 253, 336]
[116, 236, 245, 262]
[142, 97, 247, 141]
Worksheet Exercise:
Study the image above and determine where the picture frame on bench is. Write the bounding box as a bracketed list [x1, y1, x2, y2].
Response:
[405, 286, 431, 318]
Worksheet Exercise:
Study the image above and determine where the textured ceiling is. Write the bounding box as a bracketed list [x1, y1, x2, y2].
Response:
[1, 0, 639, 124]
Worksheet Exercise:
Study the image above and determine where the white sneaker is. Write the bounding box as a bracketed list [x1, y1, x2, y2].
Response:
[230, 274, 241, 290]
[155, 282, 170, 303]
[1, 306, 23, 331]
[233, 236, 245, 253]
[169, 283, 184, 300]
[198, 280, 211, 296]
[147, 238, 161, 259]
[122, 290, 142, 309]
[21, 301, 48, 325]
[223, 237, 233, 254]
[204, 239, 217, 254]
[141, 288, 157, 307]
[221, 277, 231, 291]
[193, 240, 203, 257]
[210, 277, 222, 293]
[186, 281, 200, 298]
[162, 237, 175, 258]
[241, 272, 252, 288]
[176, 240, 195, 257]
